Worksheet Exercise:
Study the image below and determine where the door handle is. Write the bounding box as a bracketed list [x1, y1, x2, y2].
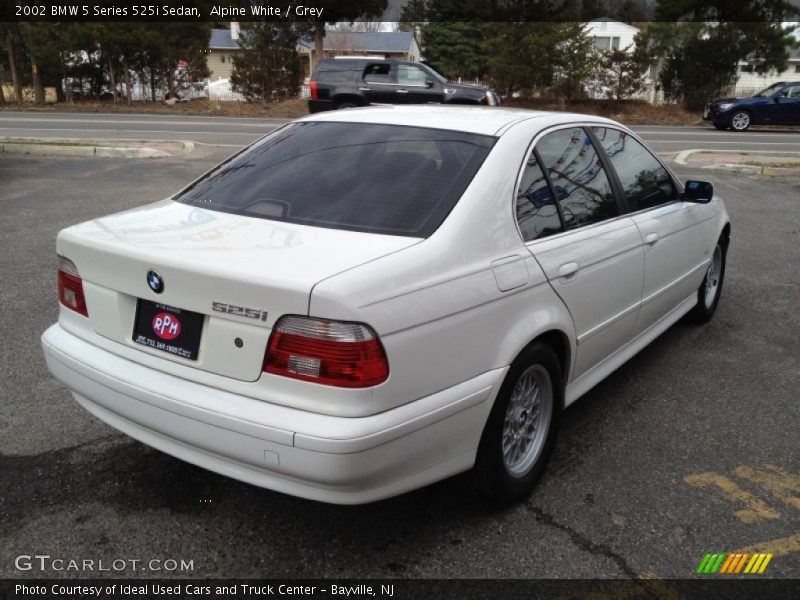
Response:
[396, 89, 409, 94]
[557, 262, 579, 279]
[358, 87, 370, 91]
[645, 232, 659, 246]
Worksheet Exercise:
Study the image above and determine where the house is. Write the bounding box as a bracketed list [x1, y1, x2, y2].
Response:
[207, 23, 242, 82]
[206, 25, 421, 84]
[584, 18, 640, 53]
[734, 47, 800, 96]
[583, 19, 660, 101]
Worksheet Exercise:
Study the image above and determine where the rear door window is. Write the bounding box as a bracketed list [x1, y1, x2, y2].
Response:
[535, 128, 618, 230]
[175, 123, 495, 237]
[363, 63, 392, 83]
[516, 151, 562, 242]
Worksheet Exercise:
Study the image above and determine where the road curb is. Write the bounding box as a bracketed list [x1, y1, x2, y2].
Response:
[0, 137, 194, 158]
[674, 148, 800, 175]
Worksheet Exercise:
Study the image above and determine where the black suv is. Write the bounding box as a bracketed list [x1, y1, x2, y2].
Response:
[308, 57, 500, 113]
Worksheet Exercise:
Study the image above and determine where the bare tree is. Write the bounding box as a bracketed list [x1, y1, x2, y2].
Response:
[331, 21, 385, 33]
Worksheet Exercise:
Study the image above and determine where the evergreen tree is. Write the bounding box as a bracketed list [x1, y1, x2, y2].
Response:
[231, 23, 302, 103]
[420, 22, 492, 80]
[597, 29, 653, 100]
[552, 22, 598, 99]
[652, 0, 798, 109]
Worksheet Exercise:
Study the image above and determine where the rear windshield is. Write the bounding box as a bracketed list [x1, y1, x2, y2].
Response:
[174, 122, 495, 237]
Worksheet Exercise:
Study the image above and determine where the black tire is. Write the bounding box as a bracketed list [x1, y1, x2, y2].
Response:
[336, 101, 359, 110]
[712, 122, 728, 130]
[729, 109, 752, 132]
[468, 342, 562, 504]
[686, 238, 727, 324]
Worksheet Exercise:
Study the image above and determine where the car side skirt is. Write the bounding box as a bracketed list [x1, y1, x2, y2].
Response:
[565, 292, 698, 407]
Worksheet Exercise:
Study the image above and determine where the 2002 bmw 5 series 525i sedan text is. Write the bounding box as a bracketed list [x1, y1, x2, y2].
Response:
[41, 106, 730, 504]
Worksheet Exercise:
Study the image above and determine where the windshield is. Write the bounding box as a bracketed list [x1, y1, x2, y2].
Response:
[175, 122, 495, 237]
[753, 82, 785, 97]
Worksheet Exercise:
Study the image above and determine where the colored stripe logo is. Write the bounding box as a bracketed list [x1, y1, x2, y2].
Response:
[696, 552, 773, 574]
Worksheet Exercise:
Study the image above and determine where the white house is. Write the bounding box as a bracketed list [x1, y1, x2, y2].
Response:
[584, 18, 640, 53]
[583, 19, 660, 101]
[734, 47, 800, 96]
[207, 23, 242, 82]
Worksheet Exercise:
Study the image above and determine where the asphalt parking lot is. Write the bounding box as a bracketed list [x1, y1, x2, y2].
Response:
[0, 148, 798, 580]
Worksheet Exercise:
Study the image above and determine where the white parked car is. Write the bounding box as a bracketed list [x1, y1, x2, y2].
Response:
[42, 106, 730, 504]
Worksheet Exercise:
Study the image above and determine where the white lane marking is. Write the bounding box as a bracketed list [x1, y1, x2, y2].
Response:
[0, 127, 267, 137]
[0, 117, 284, 128]
[635, 130, 799, 138]
[642, 140, 800, 146]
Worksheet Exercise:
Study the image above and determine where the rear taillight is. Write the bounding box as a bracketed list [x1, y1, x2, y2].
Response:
[58, 255, 88, 317]
[309, 80, 318, 100]
[264, 316, 388, 388]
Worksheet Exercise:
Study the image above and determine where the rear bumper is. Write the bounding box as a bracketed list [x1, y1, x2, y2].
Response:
[307, 99, 337, 113]
[41, 324, 503, 504]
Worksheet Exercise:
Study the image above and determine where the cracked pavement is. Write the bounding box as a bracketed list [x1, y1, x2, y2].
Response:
[1, 150, 798, 579]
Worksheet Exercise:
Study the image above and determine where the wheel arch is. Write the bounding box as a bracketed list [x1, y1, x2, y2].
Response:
[504, 324, 574, 410]
[721, 221, 731, 250]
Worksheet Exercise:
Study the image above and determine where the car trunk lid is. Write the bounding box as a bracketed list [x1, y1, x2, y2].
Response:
[57, 200, 419, 381]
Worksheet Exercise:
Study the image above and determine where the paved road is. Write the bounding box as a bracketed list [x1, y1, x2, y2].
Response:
[1, 149, 798, 580]
[2, 111, 800, 152]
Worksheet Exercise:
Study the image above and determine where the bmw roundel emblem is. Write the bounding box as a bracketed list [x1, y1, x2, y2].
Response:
[146, 270, 164, 294]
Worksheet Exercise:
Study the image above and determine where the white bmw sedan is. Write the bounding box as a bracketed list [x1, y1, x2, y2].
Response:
[42, 106, 730, 504]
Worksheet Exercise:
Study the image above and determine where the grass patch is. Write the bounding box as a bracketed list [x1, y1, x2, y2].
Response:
[1, 97, 702, 126]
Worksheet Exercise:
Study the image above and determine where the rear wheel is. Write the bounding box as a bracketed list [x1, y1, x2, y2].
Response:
[469, 343, 561, 503]
[336, 101, 359, 110]
[712, 122, 728, 130]
[686, 239, 726, 323]
[730, 110, 751, 131]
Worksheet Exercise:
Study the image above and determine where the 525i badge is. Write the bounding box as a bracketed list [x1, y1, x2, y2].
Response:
[212, 302, 268, 321]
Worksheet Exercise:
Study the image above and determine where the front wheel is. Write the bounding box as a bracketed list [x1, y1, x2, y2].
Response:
[730, 110, 751, 132]
[469, 343, 561, 503]
[686, 239, 726, 323]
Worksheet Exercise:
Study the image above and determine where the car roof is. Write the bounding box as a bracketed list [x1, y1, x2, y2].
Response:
[299, 105, 620, 137]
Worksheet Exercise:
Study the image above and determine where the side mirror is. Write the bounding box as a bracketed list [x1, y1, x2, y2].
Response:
[684, 180, 713, 203]
[425, 77, 434, 89]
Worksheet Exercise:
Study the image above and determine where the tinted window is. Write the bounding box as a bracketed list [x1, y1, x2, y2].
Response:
[363, 63, 391, 83]
[516, 151, 561, 242]
[317, 62, 357, 83]
[535, 128, 617, 230]
[175, 123, 494, 237]
[592, 127, 676, 211]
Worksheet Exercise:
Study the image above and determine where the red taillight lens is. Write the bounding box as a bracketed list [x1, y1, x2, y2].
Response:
[264, 316, 388, 388]
[309, 80, 318, 100]
[58, 255, 88, 317]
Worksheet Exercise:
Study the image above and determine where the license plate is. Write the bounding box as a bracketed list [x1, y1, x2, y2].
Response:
[133, 300, 204, 360]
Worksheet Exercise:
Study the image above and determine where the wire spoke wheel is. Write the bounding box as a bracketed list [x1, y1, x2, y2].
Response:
[501, 365, 553, 478]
